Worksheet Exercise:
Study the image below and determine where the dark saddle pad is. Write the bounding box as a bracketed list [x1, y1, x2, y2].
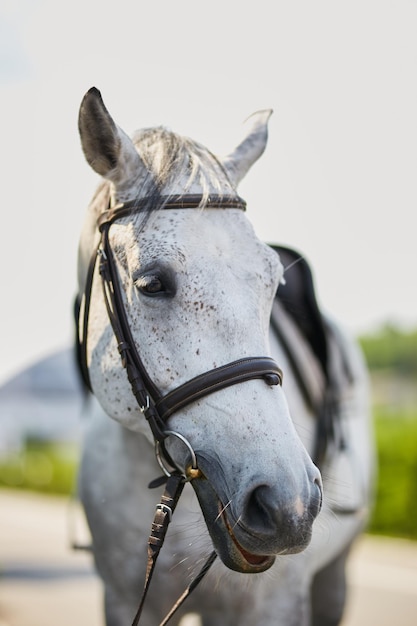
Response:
[269, 245, 353, 466]
[271, 245, 328, 378]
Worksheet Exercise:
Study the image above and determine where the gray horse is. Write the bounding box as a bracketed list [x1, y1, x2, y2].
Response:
[76, 87, 374, 625]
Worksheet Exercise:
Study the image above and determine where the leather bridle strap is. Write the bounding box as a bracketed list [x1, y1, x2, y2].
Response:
[97, 193, 247, 228]
[155, 357, 282, 421]
[131, 471, 217, 626]
[131, 472, 185, 626]
[159, 552, 217, 626]
[98, 226, 166, 441]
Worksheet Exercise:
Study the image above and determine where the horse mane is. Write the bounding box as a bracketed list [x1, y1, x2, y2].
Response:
[132, 126, 233, 205]
[87, 126, 234, 221]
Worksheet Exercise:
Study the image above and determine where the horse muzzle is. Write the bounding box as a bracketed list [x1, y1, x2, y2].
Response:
[191, 474, 276, 573]
[189, 452, 323, 573]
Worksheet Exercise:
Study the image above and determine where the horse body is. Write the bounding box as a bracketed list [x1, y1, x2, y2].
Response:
[76, 88, 374, 625]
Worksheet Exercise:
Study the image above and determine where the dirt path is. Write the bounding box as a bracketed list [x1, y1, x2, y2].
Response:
[1, 490, 416, 625]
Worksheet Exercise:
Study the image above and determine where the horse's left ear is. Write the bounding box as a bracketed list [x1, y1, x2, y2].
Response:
[78, 87, 146, 190]
[220, 110, 273, 187]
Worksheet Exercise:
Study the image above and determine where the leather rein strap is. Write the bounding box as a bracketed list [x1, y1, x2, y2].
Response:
[77, 193, 284, 625]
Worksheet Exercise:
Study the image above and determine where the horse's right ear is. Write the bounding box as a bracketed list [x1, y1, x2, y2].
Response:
[220, 109, 273, 188]
[78, 87, 144, 188]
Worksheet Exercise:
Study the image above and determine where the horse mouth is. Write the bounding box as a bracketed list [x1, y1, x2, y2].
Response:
[219, 501, 274, 570]
[190, 463, 275, 573]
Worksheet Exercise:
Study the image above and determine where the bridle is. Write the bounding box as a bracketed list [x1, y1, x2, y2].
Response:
[76, 193, 284, 625]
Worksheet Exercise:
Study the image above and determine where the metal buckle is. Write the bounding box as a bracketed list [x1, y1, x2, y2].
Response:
[155, 503, 173, 522]
[139, 395, 150, 414]
[97, 246, 107, 260]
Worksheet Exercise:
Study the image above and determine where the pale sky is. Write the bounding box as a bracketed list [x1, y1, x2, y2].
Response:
[0, 0, 416, 383]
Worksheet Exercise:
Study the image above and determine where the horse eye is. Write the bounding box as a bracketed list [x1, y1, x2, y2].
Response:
[135, 274, 171, 297]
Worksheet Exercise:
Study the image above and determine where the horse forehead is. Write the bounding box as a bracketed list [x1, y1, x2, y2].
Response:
[131, 208, 273, 267]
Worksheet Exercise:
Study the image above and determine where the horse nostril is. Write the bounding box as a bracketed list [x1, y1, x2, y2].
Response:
[240, 470, 323, 540]
[311, 477, 323, 516]
[244, 484, 277, 532]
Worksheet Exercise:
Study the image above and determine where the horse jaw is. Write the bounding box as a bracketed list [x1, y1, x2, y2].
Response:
[220, 109, 273, 187]
[78, 87, 151, 201]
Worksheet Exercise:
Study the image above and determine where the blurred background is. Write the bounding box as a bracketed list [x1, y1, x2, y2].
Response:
[0, 1, 416, 624]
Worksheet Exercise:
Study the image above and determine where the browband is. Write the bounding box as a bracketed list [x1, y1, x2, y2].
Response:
[98, 194, 247, 230]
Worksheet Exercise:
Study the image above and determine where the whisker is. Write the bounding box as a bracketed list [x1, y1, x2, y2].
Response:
[169, 556, 190, 572]
[283, 255, 304, 274]
[214, 499, 233, 523]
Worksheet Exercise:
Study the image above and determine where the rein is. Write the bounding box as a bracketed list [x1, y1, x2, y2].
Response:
[76, 193, 284, 624]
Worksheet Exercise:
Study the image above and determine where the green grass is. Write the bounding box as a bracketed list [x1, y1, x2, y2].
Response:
[368, 409, 417, 540]
[0, 438, 78, 495]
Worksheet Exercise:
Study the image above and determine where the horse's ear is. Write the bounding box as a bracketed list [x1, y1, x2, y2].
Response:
[221, 110, 273, 187]
[78, 87, 144, 187]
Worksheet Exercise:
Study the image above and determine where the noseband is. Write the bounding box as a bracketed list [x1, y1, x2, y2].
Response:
[76, 193, 284, 625]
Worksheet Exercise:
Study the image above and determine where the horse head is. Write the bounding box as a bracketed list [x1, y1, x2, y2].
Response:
[77, 87, 322, 574]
